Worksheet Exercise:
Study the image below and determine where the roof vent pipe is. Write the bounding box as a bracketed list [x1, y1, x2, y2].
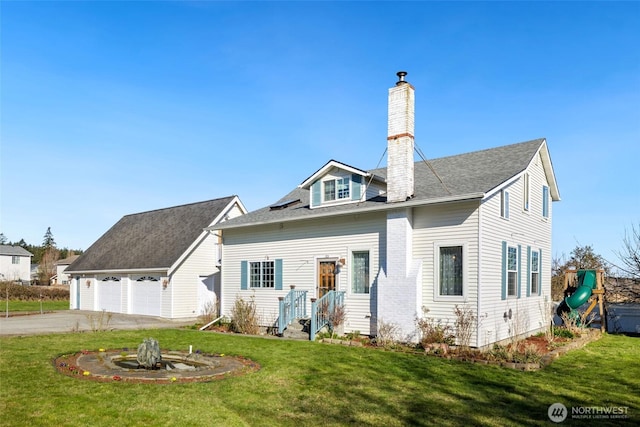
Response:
[396, 71, 408, 86]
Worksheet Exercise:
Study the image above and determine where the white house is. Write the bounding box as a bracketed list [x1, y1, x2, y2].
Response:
[0, 245, 33, 283]
[66, 196, 246, 318]
[52, 254, 80, 285]
[215, 72, 560, 347]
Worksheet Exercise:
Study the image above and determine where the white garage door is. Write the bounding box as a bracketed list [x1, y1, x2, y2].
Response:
[98, 277, 122, 312]
[132, 276, 162, 316]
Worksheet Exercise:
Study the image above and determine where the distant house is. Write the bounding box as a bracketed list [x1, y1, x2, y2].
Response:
[52, 255, 81, 285]
[214, 73, 560, 347]
[0, 245, 33, 283]
[66, 196, 246, 318]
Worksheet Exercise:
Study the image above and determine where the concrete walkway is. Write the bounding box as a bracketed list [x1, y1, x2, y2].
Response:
[0, 310, 198, 336]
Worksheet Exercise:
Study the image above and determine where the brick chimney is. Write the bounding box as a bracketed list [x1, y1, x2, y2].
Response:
[387, 71, 415, 203]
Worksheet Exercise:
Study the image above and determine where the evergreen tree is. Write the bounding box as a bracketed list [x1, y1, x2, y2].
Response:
[43, 227, 56, 249]
[0, 233, 7, 244]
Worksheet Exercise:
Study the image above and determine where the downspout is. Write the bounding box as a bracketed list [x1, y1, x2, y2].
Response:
[200, 315, 224, 331]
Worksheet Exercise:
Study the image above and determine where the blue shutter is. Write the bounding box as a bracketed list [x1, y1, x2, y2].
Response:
[240, 261, 248, 290]
[275, 259, 283, 290]
[542, 186, 549, 218]
[311, 180, 321, 207]
[501, 241, 507, 300]
[351, 174, 362, 201]
[526, 246, 531, 297]
[517, 245, 522, 298]
[538, 248, 543, 296]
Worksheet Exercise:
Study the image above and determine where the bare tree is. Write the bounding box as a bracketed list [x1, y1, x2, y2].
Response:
[615, 223, 640, 279]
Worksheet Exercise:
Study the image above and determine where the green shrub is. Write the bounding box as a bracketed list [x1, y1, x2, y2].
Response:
[0, 282, 69, 301]
[553, 326, 575, 339]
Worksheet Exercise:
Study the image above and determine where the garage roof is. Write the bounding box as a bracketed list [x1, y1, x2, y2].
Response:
[66, 196, 236, 273]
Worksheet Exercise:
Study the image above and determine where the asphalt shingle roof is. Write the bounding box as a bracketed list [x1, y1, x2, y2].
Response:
[217, 138, 546, 229]
[0, 245, 33, 257]
[67, 196, 236, 273]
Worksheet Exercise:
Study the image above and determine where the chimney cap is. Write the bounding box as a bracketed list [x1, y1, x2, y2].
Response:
[396, 71, 408, 85]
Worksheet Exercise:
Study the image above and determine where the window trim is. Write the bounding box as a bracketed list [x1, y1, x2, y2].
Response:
[349, 249, 371, 295]
[500, 189, 510, 219]
[542, 185, 550, 218]
[506, 245, 518, 298]
[240, 259, 283, 290]
[249, 260, 275, 289]
[323, 177, 350, 203]
[433, 242, 467, 302]
[530, 249, 539, 295]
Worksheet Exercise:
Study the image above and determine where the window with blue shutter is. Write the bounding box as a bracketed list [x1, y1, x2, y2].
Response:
[242, 259, 283, 289]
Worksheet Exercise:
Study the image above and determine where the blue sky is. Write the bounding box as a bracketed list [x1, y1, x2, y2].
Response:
[1, 1, 638, 270]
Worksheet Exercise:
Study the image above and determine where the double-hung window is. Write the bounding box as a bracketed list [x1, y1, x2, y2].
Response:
[437, 245, 464, 297]
[507, 246, 518, 297]
[323, 177, 350, 202]
[351, 251, 370, 294]
[11, 256, 20, 264]
[250, 261, 275, 288]
[530, 250, 539, 295]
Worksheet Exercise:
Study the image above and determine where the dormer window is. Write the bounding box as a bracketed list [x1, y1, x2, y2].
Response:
[303, 161, 367, 208]
[324, 177, 350, 202]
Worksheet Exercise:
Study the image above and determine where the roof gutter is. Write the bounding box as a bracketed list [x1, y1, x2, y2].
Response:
[211, 192, 485, 231]
[65, 267, 169, 275]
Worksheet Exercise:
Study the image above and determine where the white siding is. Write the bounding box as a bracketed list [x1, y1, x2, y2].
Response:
[479, 151, 553, 347]
[413, 201, 481, 346]
[222, 211, 386, 335]
[0, 255, 31, 282]
[170, 234, 220, 318]
[78, 277, 96, 311]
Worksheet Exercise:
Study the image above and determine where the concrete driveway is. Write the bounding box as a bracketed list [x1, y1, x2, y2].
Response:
[0, 310, 198, 336]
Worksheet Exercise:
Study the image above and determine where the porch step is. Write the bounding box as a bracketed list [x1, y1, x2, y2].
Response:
[281, 318, 310, 340]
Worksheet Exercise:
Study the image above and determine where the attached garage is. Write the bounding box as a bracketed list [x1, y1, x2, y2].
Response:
[98, 276, 122, 312]
[131, 276, 162, 317]
[65, 196, 246, 319]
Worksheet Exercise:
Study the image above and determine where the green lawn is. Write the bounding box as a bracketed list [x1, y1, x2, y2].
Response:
[1, 300, 69, 312]
[0, 330, 637, 426]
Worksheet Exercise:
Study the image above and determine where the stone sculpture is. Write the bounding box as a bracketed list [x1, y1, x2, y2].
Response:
[137, 337, 162, 369]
